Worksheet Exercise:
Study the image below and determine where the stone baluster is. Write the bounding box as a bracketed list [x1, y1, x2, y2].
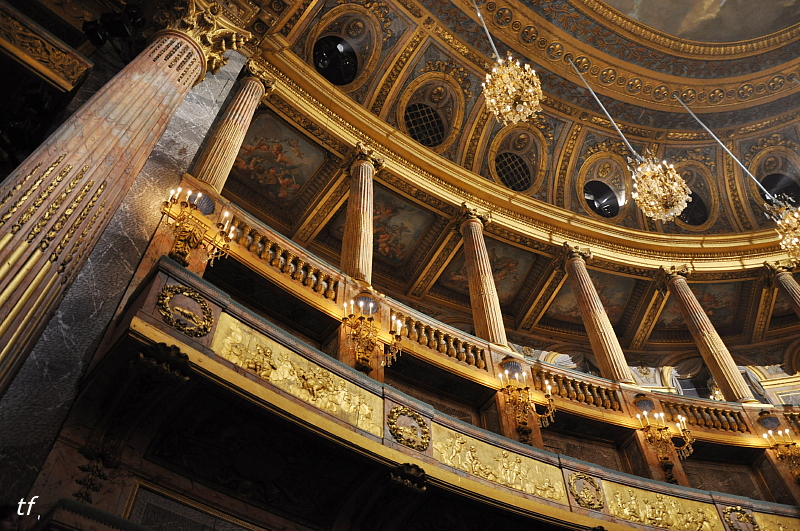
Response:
[560, 243, 634, 383]
[192, 61, 273, 192]
[455, 203, 508, 346]
[340, 144, 383, 284]
[655, 266, 756, 403]
[0, 0, 250, 397]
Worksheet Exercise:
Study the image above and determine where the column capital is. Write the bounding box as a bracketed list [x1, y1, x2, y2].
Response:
[762, 259, 795, 286]
[349, 142, 384, 172]
[654, 264, 689, 295]
[154, 0, 251, 81]
[243, 59, 276, 94]
[454, 202, 490, 232]
[559, 242, 592, 265]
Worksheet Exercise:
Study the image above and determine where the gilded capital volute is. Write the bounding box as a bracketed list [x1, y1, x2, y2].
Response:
[154, 0, 252, 80]
[762, 260, 795, 287]
[350, 142, 384, 172]
[559, 242, 592, 265]
[654, 265, 690, 295]
[243, 59, 276, 94]
[453, 202, 490, 232]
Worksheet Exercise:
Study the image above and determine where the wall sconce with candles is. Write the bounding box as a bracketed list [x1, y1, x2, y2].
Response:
[342, 297, 380, 374]
[763, 429, 800, 483]
[161, 187, 233, 267]
[498, 365, 555, 445]
[635, 410, 694, 484]
[385, 313, 403, 367]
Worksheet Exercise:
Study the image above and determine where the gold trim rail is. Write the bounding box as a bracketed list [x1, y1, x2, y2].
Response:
[229, 215, 342, 302]
[391, 306, 490, 373]
[660, 397, 750, 433]
[531, 365, 623, 412]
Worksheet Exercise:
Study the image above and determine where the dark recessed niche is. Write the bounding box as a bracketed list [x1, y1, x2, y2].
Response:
[761, 172, 800, 206]
[404, 102, 446, 147]
[313, 36, 358, 86]
[495, 152, 532, 192]
[583, 180, 619, 218]
[678, 191, 708, 226]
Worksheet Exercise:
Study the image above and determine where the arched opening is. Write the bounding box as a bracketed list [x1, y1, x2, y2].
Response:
[760, 172, 800, 206]
[313, 36, 358, 85]
[583, 180, 619, 218]
[678, 191, 708, 226]
[495, 151, 532, 192]
[403, 102, 446, 148]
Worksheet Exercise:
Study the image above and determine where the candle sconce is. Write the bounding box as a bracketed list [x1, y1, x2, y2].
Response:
[161, 187, 233, 267]
[636, 410, 694, 484]
[762, 429, 800, 483]
[499, 368, 555, 445]
[385, 314, 403, 367]
[342, 297, 380, 374]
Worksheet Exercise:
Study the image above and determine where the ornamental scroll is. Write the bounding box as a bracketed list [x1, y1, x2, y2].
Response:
[211, 313, 382, 437]
[432, 424, 565, 503]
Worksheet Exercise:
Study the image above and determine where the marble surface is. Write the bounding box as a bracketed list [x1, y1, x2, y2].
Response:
[0, 50, 246, 502]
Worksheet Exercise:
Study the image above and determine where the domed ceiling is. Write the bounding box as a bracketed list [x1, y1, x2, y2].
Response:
[229, 0, 800, 367]
[602, 0, 800, 42]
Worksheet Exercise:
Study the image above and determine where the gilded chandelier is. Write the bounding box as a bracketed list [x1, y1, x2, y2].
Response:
[673, 95, 800, 261]
[568, 60, 691, 222]
[629, 153, 692, 222]
[499, 369, 555, 445]
[473, 0, 542, 125]
[342, 299, 380, 374]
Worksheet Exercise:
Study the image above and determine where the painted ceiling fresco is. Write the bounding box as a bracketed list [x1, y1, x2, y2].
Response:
[602, 0, 800, 42]
[329, 185, 435, 266]
[230, 112, 325, 205]
[544, 270, 636, 326]
[656, 282, 740, 330]
[436, 239, 535, 305]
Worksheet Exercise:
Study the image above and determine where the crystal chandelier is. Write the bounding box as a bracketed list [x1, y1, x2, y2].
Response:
[568, 60, 691, 222]
[673, 95, 800, 260]
[473, 1, 543, 125]
[629, 153, 692, 222]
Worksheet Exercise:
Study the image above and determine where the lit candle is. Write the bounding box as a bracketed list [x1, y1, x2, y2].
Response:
[546, 379, 552, 395]
[222, 211, 230, 231]
[369, 302, 373, 315]
[177, 187, 182, 197]
[521, 371, 527, 386]
[168, 189, 175, 201]
[228, 230, 235, 240]
[637, 414, 643, 428]
[358, 301, 364, 313]
[768, 430, 776, 445]
[195, 192, 202, 205]
[643, 410, 650, 426]
[676, 423, 682, 433]
[186, 190, 192, 202]
[499, 373, 504, 386]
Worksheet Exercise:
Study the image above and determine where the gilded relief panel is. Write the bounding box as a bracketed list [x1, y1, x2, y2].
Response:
[755, 511, 800, 531]
[432, 423, 567, 504]
[602, 481, 723, 531]
[211, 313, 383, 437]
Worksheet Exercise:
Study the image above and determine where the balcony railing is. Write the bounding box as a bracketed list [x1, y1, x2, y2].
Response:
[531, 365, 623, 411]
[660, 397, 750, 433]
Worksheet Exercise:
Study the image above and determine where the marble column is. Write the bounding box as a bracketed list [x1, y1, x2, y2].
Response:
[562, 243, 634, 383]
[340, 143, 383, 284]
[764, 261, 800, 318]
[656, 266, 756, 403]
[456, 203, 508, 346]
[192, 60, 272, 192]
[0, 0, 249, 398]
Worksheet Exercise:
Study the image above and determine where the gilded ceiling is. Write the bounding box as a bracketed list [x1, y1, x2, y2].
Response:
[210, 0, 800, 362]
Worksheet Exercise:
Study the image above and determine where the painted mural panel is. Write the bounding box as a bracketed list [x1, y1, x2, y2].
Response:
[230, 112, 325, 204]
[330, 185, 434, 265]
[437, 239, 534, 305]
[544, 269, 635, 326]
[602, 0, 800, 42]
[656, 282, 739, 329]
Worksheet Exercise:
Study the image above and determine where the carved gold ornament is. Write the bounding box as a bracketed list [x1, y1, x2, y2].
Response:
[568, 473, 604, 510]
[157, 285, 214, 337]
[154, 0, 251, 77]
[723, 506, 761, 531]
[387, 405, 430, 451]
[629, 153, 692, 223]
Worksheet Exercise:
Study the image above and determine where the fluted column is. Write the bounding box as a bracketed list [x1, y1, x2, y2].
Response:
[340, 143, 383, 284]
[192, 60, 272, 192]
[656, 266, 756, 403]
[562, 243, 634, 383]
[765, 260, 800, 318]
[456, 203, 508, 346]
[0, 0, 249, 398]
